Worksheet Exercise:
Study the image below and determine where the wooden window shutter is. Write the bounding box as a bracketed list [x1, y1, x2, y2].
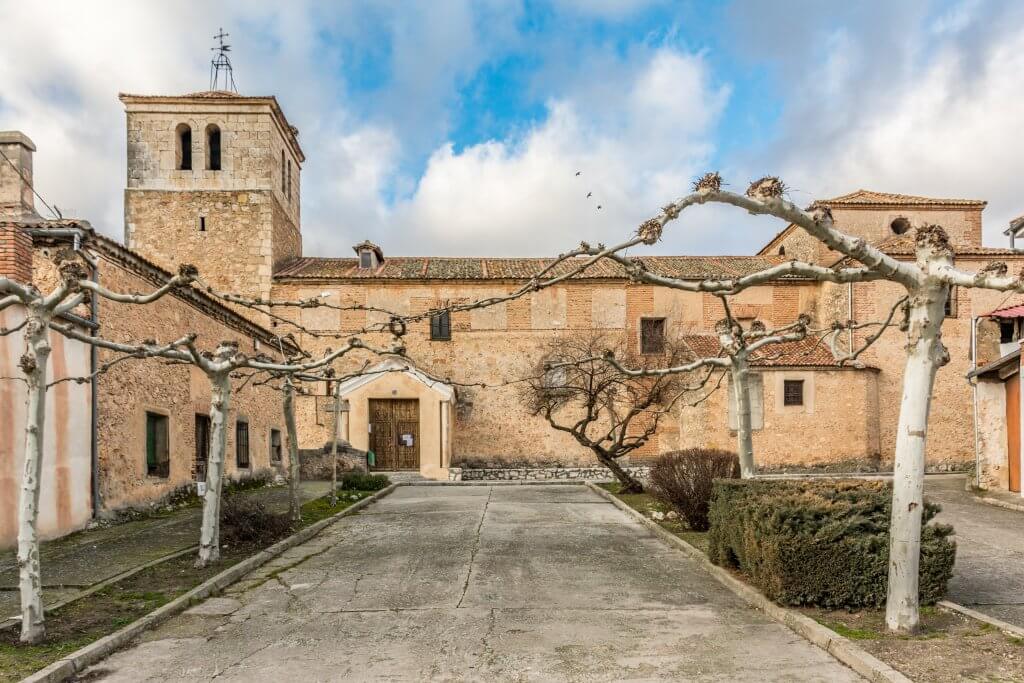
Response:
[431, 311, 451, 341]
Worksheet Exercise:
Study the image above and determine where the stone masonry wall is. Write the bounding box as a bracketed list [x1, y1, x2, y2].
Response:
[63, 250, 290, 512]
[271, 279, 821, 466]
[450, 465, 650, 482]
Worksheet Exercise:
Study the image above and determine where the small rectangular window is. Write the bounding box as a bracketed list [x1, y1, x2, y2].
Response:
[146, 412, 170, 478]
[640, 318, 666, 354]
[783, 380, 804, 407]
[270, 429, 282, 464]
[199, 216, 206, 232]
[236, 420, 250, 468]
[430, 311, 452, 341]
[1001, 320, 1018, 344]
[359, 251, 373, 269]
[195, 414, 211, 481]
[944, 287, 957, 318]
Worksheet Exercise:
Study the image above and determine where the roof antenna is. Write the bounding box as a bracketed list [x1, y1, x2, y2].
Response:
[209, 28, 237, 93]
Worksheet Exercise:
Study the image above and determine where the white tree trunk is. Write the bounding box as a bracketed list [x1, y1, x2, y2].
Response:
[731, 354, 756, 478]
[283, 381, 301, 523]
[886, 287, 946, 633]
[196, 372, 231, 568]
[17, 315, 50, 643]
[329, 385, 341, 507]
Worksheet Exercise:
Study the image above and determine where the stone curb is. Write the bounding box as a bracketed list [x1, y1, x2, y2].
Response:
[975, 495, 1024, 514]
[938, 600, 1024, 639]
[1, 546, 199, 632]
[20, 483, 399, 683]
[585, 482, 912, 683]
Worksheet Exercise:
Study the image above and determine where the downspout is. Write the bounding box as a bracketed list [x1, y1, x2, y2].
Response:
[970, 315, 980, 489]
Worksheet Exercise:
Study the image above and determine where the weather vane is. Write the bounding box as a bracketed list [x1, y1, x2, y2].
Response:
[209, 28, 237, 93]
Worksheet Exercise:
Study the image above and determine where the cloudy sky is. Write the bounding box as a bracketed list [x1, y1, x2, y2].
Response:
[1, 0, 1021, 257]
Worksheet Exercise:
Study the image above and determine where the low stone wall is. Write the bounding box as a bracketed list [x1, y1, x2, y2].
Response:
[449, 466, 650, 482]
[298, 444, 368, 481]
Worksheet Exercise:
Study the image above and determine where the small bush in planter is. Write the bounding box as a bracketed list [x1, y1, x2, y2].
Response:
[647, 449, 740, 531]
[221, 496, 294, 546]
[707, 479, 956, 608]
[340, 472, 391, 491]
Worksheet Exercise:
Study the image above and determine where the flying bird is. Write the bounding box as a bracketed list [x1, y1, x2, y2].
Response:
[597, 205, 602, 210]
[586, 192, 592, 198]
[575, 171, 581, 176]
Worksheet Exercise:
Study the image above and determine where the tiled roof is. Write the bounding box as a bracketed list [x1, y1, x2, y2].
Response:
[986, 304, 1024, 319]
[871, 235, 1023, 257]
[680, 335, 875, 369]
[274, 255, 799, 281]
[813, 189, 986, 208]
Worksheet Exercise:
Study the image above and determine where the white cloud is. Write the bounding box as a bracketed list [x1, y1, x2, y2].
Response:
[380, 49, 729, 256]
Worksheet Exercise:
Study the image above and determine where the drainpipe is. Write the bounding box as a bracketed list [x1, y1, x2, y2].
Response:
[26, 227, 102, 516]
[847, 282, 855, 350]
[970, 315, 981, 489]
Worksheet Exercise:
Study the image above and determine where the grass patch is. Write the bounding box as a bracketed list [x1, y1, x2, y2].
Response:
[823, 621, 881, 641]
[0, 488, 381, 682]
[598, 482, 709, 553]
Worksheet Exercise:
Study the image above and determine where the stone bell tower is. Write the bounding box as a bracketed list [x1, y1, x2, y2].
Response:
[121, 91, 303, 307]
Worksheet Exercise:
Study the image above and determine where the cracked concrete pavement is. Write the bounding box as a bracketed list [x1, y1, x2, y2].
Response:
[79, 485, 859, 682]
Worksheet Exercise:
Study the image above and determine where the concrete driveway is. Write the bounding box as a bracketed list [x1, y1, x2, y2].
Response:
[82, 485, 858, 682]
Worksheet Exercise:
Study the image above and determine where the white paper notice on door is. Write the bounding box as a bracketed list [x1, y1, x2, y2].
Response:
[401, 433, 414, 447]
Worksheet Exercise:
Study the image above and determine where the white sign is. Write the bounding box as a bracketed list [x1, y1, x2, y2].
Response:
[197, 481, 207, 497]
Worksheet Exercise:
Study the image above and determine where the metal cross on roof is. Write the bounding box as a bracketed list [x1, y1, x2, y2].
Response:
[209, 28, 237, 93]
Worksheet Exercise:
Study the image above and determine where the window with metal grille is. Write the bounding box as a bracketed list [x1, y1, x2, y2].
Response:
[430, 311, 452, 341]
[236, 420, 250, 468]
[270, 429, 282, 464]
[640, 318, 666, 354]
[783, 380, 804, 406]
[195, 414, 210, 481]
[146, 412, 170, 478]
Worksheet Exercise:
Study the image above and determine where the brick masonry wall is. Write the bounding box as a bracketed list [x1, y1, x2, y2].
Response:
[0, 224, 32, 282]
[271, 279, 828, 467]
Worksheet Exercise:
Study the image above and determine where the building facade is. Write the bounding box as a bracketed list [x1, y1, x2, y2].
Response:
[4, 85, 1024, 547]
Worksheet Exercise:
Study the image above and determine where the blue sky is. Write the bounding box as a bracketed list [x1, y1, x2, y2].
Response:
[2, 0, 1022, 257]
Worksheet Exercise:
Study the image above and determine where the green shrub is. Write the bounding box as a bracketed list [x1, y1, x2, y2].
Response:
[221, 496, 294, 546]
[647, 449, 740, 531]
[340, 472, 390, 491]
[707, 479, 956, 609]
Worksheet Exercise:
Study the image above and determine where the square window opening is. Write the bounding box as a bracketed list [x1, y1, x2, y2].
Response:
[783, 379, 804, 407]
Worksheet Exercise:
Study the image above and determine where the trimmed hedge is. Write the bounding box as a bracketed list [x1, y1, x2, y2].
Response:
[707, 479, 956, 608]
[340, 472, 391, 491]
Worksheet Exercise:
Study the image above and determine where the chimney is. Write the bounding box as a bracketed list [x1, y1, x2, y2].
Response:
[0, 131, 37, 219]
[0, 223, 33, 283]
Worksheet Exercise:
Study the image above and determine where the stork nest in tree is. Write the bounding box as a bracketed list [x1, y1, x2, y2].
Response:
[796, 313, 812, 327]
[636, 218, 663, 245]
[748, 320, 767, 334]
[746, 176, 786, 200]
[693, 172, 722, 193]
[915, 224, 952, 253]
